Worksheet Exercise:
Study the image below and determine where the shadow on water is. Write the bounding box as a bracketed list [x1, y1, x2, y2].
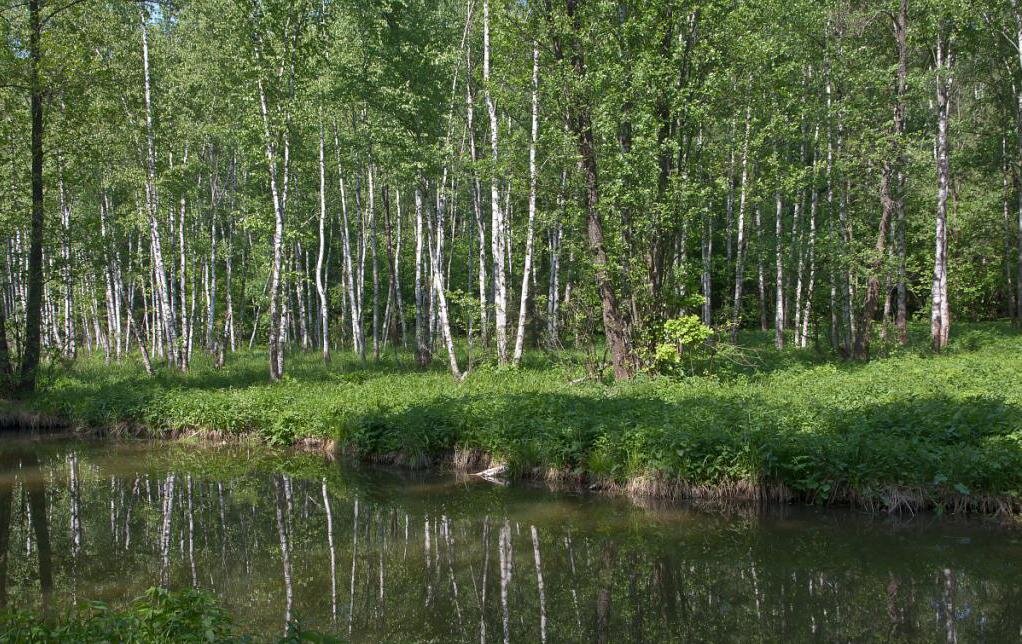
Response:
[0, 448, 52, 616]
[0, 439, 1020, 641]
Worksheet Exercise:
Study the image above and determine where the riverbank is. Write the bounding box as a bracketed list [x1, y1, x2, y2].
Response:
[5, 322, 1022, 515]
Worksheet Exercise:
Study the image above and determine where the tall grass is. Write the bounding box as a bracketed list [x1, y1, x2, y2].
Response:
[16, 322, 1022, 512]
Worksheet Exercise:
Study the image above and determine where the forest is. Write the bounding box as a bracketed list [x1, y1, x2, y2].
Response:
[4, 2, 1022, 638]
[3, 0, 1022, 506]
[0, 0, 1019, 387]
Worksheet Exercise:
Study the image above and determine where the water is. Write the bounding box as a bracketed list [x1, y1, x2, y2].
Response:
[0, 438, 1019, 642]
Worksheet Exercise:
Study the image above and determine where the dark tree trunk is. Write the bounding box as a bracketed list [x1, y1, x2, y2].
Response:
[19, 0, 45, 394]
[563, 0, 633, 379]
[0, 297, 11, 386]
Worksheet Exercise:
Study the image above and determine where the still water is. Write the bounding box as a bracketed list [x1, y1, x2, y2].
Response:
[0, 438, 1019, 642]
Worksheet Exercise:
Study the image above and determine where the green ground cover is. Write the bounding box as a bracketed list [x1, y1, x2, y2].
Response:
[10, 323, 1022, 512]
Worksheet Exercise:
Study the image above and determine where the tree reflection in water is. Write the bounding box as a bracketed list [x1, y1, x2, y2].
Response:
[0, 441, 1019, 642]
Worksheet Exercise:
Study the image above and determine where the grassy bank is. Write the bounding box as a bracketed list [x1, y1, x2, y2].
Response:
[7, 323, 1022, 514]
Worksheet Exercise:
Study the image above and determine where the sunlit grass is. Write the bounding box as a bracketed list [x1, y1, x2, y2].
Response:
[19, 322, 1022, 511]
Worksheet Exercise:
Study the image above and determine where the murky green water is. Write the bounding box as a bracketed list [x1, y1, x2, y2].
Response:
[0, 438, 1020, 642]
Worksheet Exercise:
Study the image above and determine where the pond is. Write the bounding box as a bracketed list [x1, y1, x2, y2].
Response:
[0, 438, 1019, 642]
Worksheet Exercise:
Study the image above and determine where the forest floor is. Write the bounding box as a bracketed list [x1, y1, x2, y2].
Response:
[5, 321, 1022, 515]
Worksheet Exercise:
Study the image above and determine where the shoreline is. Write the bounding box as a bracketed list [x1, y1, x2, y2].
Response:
[3, 404, 1018, 519]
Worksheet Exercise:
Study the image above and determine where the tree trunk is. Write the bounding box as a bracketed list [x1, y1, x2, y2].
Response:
[931, 33, 953, 351]
[317, 124, 331, 362]
[57, 169, 75, 359]
[466, 66, 489, 347]
[731, 106, 752, 343]
[562, 0, 632, 378]
[774, 192, 784, 349]
[483, 0, 508, 364]
[430, 183, 463, 378]
[414, 186, 432, 367]
[0, 292, 11, 386]
[141, 9, 178, 371]
[258, 79, 286, 380]
[333, 126, 365, 360]
[701, 206, 713, 327]
[368, 166, 381, 360]
[512, 42, 540, 366]
[19, 0, 44, 393]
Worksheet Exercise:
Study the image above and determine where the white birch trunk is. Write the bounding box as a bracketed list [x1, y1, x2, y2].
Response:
[483, 0, 508, 363]
[730, 105, 751, 342]
[140, 9, 178, 369]
[317, 124, 330, 362]
[931, 34, 953, 351]
[774, 191, 784, 348]
[512, 42, 540, 366]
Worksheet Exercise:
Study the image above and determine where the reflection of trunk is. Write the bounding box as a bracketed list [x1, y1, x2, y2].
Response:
[0, 458, 12, 607]
[68, 452, 82, 558]
[25, 454, 52, 613]
[499, 520, 512, 644]
[159, 474, 175, 586]
[565, 535, 581, 630]
[424, 517, 433, 606]
[479, 516, 490, 644]
[322, 480, 337, 623]
[274, 475, 293, 632]
[530, 526, 547, 643]
[942, 568, 957, 643]
[349, 498, 359, 636]
[594, 544, 613, 644]
[442, 516, 462, 625]
[187, 475, 197, 587]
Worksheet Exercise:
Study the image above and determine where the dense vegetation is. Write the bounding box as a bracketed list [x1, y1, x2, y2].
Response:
[8, 322, 1019, 512]
[2, 0, 1022, 515]
[1, 0, 1021, 391]
[0, 589, 237, 643]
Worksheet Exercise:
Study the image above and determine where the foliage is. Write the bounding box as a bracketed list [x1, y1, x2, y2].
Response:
[15, 322, 1022, 512]
[0, 588, 236, 643]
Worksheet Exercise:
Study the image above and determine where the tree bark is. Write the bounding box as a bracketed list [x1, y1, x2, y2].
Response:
[316, 124, 331, 362]
[512, 42, 540, 366]
[19, 0, 44, 392]
[414, 186, 432, 367]
[141, 9, 179, 371]
[931, 32, 953, 351]
[430, 183, 463, 378]
[854, 1, 907, 359]
[483, 0, 508, 364]
[774, 192, 784, 349]
[731, 106, 752, 343]
[333, 126, 365, 360]
[259, 80, 286, 380]
[561, 0, 633, 378]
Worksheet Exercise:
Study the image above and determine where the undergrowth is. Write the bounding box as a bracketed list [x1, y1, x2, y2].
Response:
[16, 322, 1022, 513]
